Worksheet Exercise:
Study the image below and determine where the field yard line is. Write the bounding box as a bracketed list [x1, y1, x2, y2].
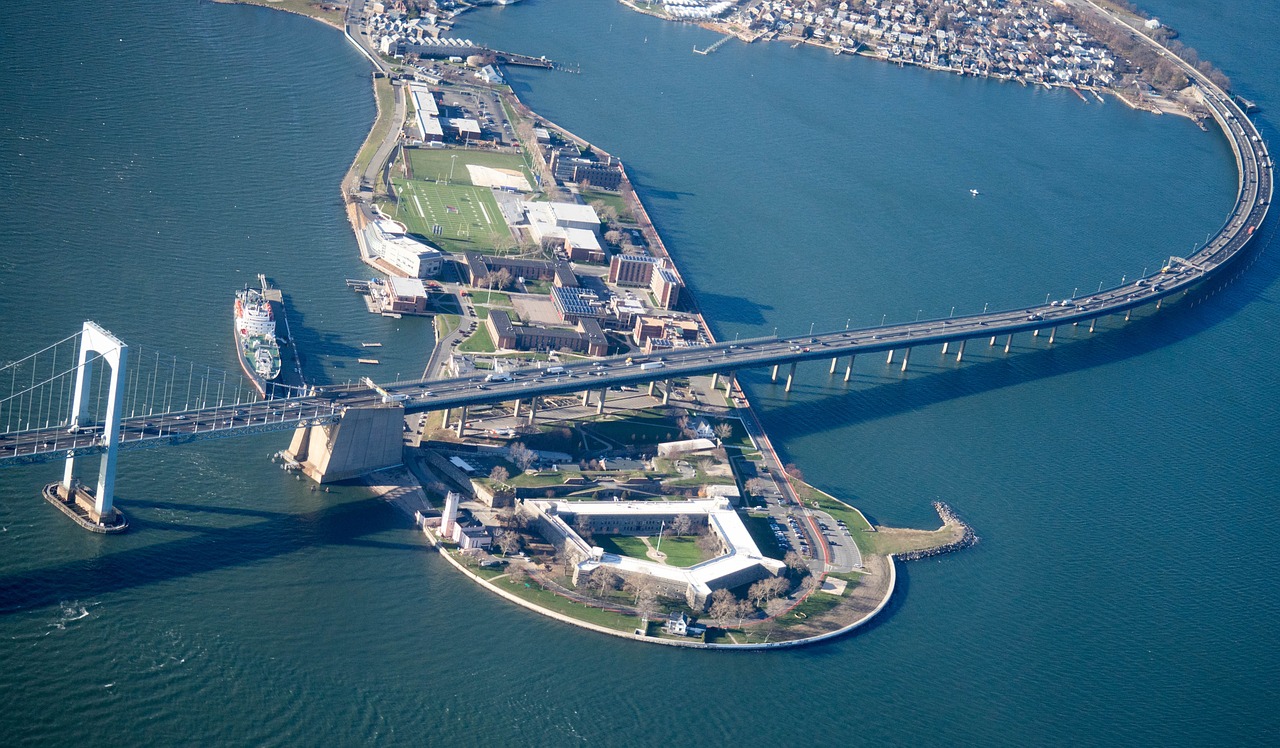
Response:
[413, 194, 424, 217]
[477, 193, 492, 225]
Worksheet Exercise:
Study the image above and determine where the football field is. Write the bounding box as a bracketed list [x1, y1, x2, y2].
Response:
[387, 177, 512, 253]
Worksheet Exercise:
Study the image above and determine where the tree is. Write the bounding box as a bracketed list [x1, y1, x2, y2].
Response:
[509, 442, 537, 471]
[489, 465, 509, 483]
[745, 477, 772, 497]
[496, 505, 518, 529]
[696, 529, 721, 555]
[714, 422, 734, 440]
[709, 588, 739, 628]
[748, 576, 790, 609]
[783, 463, 805, 482]
[589, 567, 621, 597]
[573, 514, 594, 542]
[495, 529, 521, 556]
[783, 551, 809, 577]
[635, 585, 659, 618]
[671, 514, 693, 537]
[604, 229, 624, 247]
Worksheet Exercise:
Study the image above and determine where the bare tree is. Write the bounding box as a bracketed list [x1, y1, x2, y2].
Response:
[590, 567, 621, 597]
[635, 585, 659, 618]
[783, 551, 809, 577]
[489, 465, 509, 483]
[671, 514, 693, 538]
[696, 529, 721, 555]
[509, 442, 537, 471]
[494, 529, 522, 556]
[783, 463, 805, 482]
[713, 422, 734, 440]
[709, 588, 739, 628]
[745, 477, 772, 497]
[747, 576, 790, 609]
[604, 229, 624, 247]
[573, 514, 594, 543]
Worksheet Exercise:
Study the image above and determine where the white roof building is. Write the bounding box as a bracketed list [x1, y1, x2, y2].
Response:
[364, 217, 443, 279]
[527, 498, 786, 610]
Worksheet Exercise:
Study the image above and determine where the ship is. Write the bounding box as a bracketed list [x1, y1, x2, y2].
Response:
[234, 283, 282, 397]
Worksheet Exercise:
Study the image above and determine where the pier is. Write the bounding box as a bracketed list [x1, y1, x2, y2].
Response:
[693, 35, 733, 55]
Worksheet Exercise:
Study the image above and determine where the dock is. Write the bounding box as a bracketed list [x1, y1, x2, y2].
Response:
[259, 275, 307, 397]
[693, 35, 733, 56]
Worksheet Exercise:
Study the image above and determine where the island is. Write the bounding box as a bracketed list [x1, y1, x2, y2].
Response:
[210, 0, 1258, 647]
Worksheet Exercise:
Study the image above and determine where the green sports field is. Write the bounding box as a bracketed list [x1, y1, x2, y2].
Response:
[406, 148, 536, 188]
[384, 177, 513, 254]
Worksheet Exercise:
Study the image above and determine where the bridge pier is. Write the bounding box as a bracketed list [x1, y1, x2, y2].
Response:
[283, 404, 404, 484]
[441, 407, 451, 430]
[771, 364, 779, 382]
[581, 390, 590, 407]
[941, 341, 950, 355]
[1125, 308, 1132, 322]
[455, 405, 468, 438]
[844, 355, 855, 382]
[60, 321, 129, 527]
[886, 349, 895, 365]
[955, 340, 966, 362]
[1048, 327, 1056, 345]
[1156, 298, 1163, 310]
[596, 389, 607, 415]
[1089, 318, 1096, 334]
[710, 372, 720, 389]
[989, 335, 997, 346]
[661, 380, 671, 405]
[513, 399, 521, 419]
[900, 347, 911, 373]
[723, 373, 734, 398]
[1004, 334, 1013, 354]
[526, 397, 538, 425]
[829, 357, 838, 375]
[1032, 328, 1040, 337]
[785, 362, 797, 393]
[647, 381, 656, 397]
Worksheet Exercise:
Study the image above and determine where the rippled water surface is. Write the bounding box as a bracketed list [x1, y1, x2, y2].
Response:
[1, 0, 1277, 744]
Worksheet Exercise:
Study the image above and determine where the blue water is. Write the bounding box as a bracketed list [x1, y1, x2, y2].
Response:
[1, 0, 1277, 744]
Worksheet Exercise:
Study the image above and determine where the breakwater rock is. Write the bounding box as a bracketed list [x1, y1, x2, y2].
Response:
[895, 502, 978, 561]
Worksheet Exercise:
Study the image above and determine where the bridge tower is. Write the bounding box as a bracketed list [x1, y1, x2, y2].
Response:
[57, 321, 130, 527]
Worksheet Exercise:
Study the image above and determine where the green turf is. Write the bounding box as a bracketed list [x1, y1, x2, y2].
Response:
[472, 290, 512, 306]
[496, 575, 639, 631]
[406, 149, 535, 188]
[384, 177, 513, 254]
[596, 535, 713, 568]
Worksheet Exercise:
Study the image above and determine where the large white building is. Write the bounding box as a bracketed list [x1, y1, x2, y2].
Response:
[523, 201, 603, 245]
[364, 217, 444, 278]
[526, 497, 786, 611]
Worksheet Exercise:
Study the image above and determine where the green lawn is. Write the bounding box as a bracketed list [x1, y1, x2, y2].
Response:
[472, 290, 512, 306]
[458, 323, 496, 353]
[581, 190, 631, 220]
[474, 306, 490, 320]
[406, 149, 535, 188]
[596, 535, 712, 568]
[384, 177, 512, 254]
[496, 576, 639, 632]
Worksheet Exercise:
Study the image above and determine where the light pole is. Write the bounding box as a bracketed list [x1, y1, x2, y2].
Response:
[1045, 293, 1051, 304]
[808, 322, 814, 336]
[983, 302, 989, 314]
[845, 318, 850, 330]
[915, 309, 923, 322]
[449, 154, 457, 182]
[949, 306, 955, 318]
[880, 314, 886, 326]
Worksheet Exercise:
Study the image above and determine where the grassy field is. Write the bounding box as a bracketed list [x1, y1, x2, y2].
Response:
[386, 177, 511, 254]
[494, 575, 639, 632]
[596, 535, 711, 568]
[458, 323, 495, 353]
[471, 290, 512, 306]
[406, 149, 535, 188]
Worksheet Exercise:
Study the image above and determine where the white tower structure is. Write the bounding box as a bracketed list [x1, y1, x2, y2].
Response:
[441, 491, 461, 538]
[62, 321, 129, 522]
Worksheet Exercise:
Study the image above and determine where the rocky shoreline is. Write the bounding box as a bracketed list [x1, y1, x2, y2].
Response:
[894, 502, 978, 561]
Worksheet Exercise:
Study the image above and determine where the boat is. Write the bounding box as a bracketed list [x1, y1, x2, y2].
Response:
[234, 284, 282, 397]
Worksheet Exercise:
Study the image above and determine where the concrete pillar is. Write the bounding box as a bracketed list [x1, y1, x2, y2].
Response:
[1033, 328, 1040, 337]
[513, 399, 522, 419]
[647, 381, 656, 397]
[771, 364, 779, 382]
[596, 389, 606, 415]
[441, 407, 451, 429]
[1125, 308, 1132, 322]
[829, 357, 838, 374]
[1156, 298, 1162, 310]
[282, 404, 405, 484]
[1004, 334, 1013, 354]
[526, 397, 538, 425]
[886, 349, 895, 365]
[661, 380, 671, 405]
[455, 405, 467, 437]
[941, 341, 950, 355]
[1047, 327, 1056, 345]
[723, 373, 734, 397]
[843, 355, 855, 382]
[955, 339, 966, 362]
[1088, 318, 1096, 334]
[710, 372, 720, 389]
[989, 335, 997, 346]
[900, 347, 911, 373]
[785, 362, 797, 393]
[581, 390, 590, 407]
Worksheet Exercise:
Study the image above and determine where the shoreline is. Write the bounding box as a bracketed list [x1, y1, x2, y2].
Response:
[219, 0, 986, 649]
